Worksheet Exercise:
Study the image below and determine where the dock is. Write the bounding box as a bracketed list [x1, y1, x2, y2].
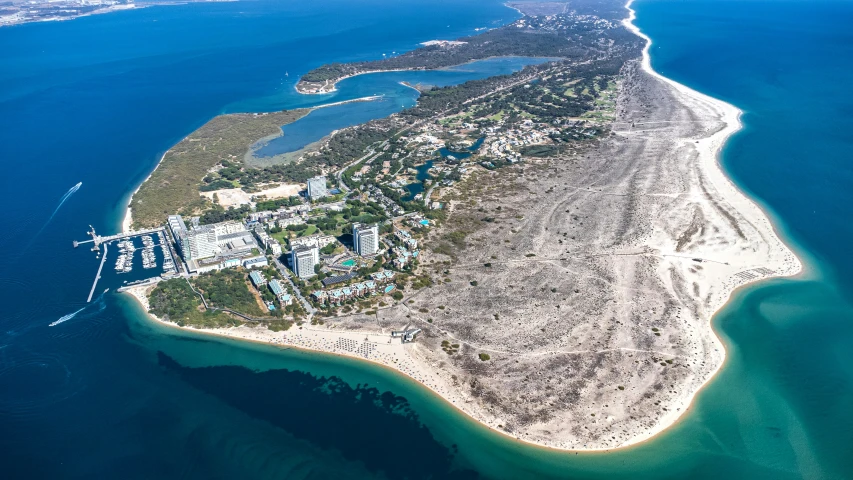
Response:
[87, 242, 108, 302]
[74, 224, 170, 302]
[73, 225, 165, 251]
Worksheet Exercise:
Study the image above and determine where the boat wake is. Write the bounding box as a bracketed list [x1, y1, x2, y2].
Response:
[49, 307, 85, 327]
[24, 182, 83, 251]
[45, 181, 83, 226]
[49, 288, 108, 327]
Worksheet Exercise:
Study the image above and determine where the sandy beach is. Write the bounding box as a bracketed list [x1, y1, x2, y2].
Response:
[616, 0, 803, 443]
[295, 69, 414, 95]
[123, 283, 485, 425]
[122, 152, 166, 234]
[122, 1, 803, 453]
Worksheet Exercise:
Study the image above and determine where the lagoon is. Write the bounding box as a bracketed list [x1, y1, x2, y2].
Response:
[252, 58, 553, 158]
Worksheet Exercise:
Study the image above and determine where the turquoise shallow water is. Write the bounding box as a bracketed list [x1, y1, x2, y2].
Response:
[1, 0, 852, 478]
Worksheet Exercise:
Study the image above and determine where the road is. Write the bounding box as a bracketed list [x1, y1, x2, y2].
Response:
[335, 141, 387, 192]
[333, 72, 539, 195]
[273, 257, 316, 318]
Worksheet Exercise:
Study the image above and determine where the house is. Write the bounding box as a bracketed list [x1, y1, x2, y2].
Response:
[248, 270, 266, 289]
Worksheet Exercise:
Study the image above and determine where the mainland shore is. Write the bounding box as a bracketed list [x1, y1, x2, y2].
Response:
[122, 1, 803, 452]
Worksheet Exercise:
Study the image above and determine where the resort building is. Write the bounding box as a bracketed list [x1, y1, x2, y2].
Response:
[352, 223, 379, 256]
[306, 176, 328, 201]
[290, 245, 319, 279]
[167, 214, 187, 241]
[269, 278, 292, 305]
[170, 215, 261, 274]
[182, 226, 219, 260]
[289, 233, 337, 250]
[249, 270, 266, 289]
[253, 226, 283, 256]
[311, 280, 378, 306]
[277, 215, 305, 228]
[243, 257, 269, 269]
[370, 270, 396, 283]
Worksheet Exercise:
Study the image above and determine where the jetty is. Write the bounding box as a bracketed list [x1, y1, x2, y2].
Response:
[74, 224, 170, 302]
[73, 225, 165, 251]
[87, 242, 108, 302]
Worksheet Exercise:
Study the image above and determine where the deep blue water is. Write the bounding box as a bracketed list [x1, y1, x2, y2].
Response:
[1, 0, 853, 479]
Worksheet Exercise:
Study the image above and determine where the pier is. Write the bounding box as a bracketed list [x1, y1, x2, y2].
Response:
[73, 225, 165, 251]
[87, 242, 108, 302]
[74, 224, 169, 302]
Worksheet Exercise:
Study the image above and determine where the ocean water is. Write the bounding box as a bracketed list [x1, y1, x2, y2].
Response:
[1, 0, 852, 479]
[253, 57, 553, 157]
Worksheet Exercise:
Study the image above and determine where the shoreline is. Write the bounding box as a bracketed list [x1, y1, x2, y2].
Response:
[311, 95, 383, 109]
[122, 151, 166, 234]
[610, 0, 805, 447]
[295, 69, 416, 95]
[122, 283, 651, 454]
[123, 96, 380, 232]
[295, 56, 561, 95]
[117, 0, 805, 453]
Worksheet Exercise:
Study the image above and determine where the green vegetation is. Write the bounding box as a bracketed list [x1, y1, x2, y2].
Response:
[301, 12, 640, 92]
[441, 340, 460, 355]
[255, 195, 303, 211]
[193, 269, 265, 316]
[130, 109, 308, 228]
[199, 204, 251, 224]
[267, 320, 294, 332]
[478, 353, 491, 361]
[520, 145, 562, 157]
[148, 278, 238, 328]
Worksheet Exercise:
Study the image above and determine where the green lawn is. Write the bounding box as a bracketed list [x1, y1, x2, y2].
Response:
[298, 225, 319, 237]
[271, 230, 290, 245]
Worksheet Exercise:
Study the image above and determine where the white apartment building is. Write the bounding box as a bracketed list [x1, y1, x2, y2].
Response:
[306, 176, 328, 201]
[353, 223, 379, 256]
[290, 245, 319, 278]
[182, 226, 219, 260]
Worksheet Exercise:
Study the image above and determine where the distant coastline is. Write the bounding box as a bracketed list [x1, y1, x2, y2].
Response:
[295, 69, 413, 95]
[0, 1, 235, 29]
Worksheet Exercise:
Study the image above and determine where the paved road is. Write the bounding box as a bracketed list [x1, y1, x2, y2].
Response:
[273, 257, 316, 318]
[335, 140, 387, 192]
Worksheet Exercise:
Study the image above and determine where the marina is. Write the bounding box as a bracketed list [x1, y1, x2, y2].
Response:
[115, 239, 136, 273]
[75, 225, 179, 303]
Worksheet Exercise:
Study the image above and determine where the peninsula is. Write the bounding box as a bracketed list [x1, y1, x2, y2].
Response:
[120, 0, 801, 451]
[0, 0, 229, 28]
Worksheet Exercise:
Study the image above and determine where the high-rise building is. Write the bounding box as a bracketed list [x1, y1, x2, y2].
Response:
[181, 226, 220, 261]
[352, 223, 379, 256]
[167, 215, 187, 241]
[306, 176, 328, 201]
[290, 245, 319, 278]
[172, 216, 248, 263]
